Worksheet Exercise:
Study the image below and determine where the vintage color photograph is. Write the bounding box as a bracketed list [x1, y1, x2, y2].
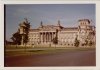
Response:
[5, 4, 96, 66]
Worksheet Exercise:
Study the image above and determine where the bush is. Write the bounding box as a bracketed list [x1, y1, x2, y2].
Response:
[74, 37, 80, 47]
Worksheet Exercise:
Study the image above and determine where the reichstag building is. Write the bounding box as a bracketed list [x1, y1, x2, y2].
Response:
[19, 19, 96, 47]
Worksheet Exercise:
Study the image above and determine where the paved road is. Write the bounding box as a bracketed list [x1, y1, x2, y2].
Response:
[5, 50, 96, 66]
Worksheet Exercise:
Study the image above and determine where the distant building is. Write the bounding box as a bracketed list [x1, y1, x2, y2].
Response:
[19, 19, 96, 47]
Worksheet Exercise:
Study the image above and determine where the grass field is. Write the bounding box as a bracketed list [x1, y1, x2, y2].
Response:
[5, 45, 95, 57]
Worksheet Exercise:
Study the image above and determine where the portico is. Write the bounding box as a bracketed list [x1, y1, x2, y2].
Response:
[40, 31, 56, 44]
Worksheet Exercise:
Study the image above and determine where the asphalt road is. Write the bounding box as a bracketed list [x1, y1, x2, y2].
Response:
[5, 50, 96, 67]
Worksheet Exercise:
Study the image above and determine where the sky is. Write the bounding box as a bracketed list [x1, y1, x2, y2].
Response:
[5, 4, 95, 41]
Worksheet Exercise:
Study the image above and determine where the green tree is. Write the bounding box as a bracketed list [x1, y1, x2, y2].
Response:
[74, 37, 80, 47]
[85, 39, 88, 46]
[52, 29, 58, 47]
[18, 18, 30, 46]
[11, 32, 21, 45]
[89, 41, 93, 46]
[52, 36, 58, 44]
[52, 36, 58, 47]
[23, 18, 30, 45]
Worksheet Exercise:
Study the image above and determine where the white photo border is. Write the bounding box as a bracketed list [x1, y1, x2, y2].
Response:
[0, 0, 100, 70]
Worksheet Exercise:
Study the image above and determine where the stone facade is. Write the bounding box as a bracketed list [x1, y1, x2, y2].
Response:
[20, 19, 96, 47]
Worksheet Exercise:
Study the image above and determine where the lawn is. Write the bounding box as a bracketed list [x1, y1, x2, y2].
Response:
[5, 45, 95, 57]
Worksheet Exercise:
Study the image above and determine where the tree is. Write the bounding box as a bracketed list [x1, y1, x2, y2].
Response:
[52, 36, 58, 44]
[52, 29, 58, 47]
[74, 37, 80, 47]
[52, 36, 58, 47]
[85, 39, 88, 46]
[23, 22, 30, 45]
[11, 32, 21, 45]
[18, 18, 30, 46]
[89, 41, 93, 46]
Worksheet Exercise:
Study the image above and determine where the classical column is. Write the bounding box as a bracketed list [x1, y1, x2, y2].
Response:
[48, 32, 49, 42]
[46, 32, 47, 43]
[49, 32, 51, 42]
[52, 32, 53, 40]
[50, 32, 52, 42]
[39, 33, 41, 44]
[40, 33, 42, 43]
[51, 32, 52, 42]
[44, 32, 46, 43]
[39, 33, 41, 43]
[44, 32, 45, 43]
[54, 32, 56, 38]
[47, 32, 48, 43]
[48, 32, 50, 42]
[48, 32, 50, 43]
[45, 32, 47, 43]
[43, 32, 44, 43]
[52, 32, 54, 40]
[42, 32, 44, 43]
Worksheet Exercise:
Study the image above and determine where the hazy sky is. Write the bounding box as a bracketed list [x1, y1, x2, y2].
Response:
[6, 4, 95, 41]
